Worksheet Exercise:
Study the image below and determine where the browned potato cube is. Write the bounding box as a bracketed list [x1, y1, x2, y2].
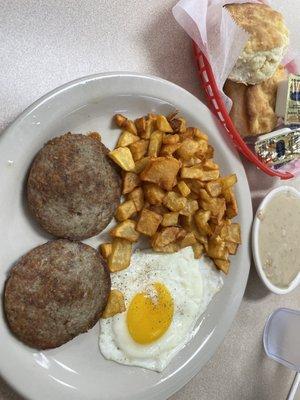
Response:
[201, 197, 226, 224]
[108, 238, 132, 272]
[163, 133, 180, 145]
[161, 212, 179, 227]
[151, 227, 185, 248]
[177, 180, 191, 197]
[140, 118, 156, 139]
[186, 179, 205, 194]
[214, 259, 230, 274]
[129, 139, 149, 161]
[117, 131, 139, 147]
[163, 191, 187, 212]
[115, 200, 136, 221]
[140, 157, 180, 191]
[170, 117, 186, 133]
[179, 199, 198, 216]
[195, 140, 208, 157]
[114, 113, 127, 127]
[194, 210, 212, 235]
[176, 138, 199, 160]
[203, 159, 219, 170]
[148, 130, 163, 157]
[110, 219, 140, 242]
[193, 128, 208, 141]
[181, 157, 202, 167]
[101, 289, 126, 318]
[226, 223, 241, 243]
[205, 144, 214, 159]
[160, 143, 181, 156]
[122, 119, 138, 135]
[109, 147, 135, 171]
[136, 208, 162, 236]
[143, 183, 166, 205]
[207, 236, 228, 260]
[134, 117, 146, 135]
[127, 187, 144, 211]
[192, 242, 204, 259]
[198, 188, 211, 202]
[166, 110, 179, 121]
[180, 232, 197, 248]
[201, 170, 220, 181]
[226, 241, 238, 255]
[156, 115, 173, 132]
[220, 174, 237, 190]
[181, 166, 203, 180]
[224, 188, 238, 219]
[99, 243, 112, 259]
[133, 156, 150, 173]
[179, 214, 195, 232]
[149, 204, 169, 215]
[153, 242, 180, 253]
[206, 180, 222, 197]
[122, 172, 140, 194]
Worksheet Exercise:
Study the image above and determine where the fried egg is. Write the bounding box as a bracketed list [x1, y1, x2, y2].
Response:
[99, 247, 223, 372]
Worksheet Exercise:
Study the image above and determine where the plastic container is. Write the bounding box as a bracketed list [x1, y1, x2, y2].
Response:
[193, 43, 294, 180]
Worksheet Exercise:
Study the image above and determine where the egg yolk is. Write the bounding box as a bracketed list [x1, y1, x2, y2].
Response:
[126, 282, 174, 344]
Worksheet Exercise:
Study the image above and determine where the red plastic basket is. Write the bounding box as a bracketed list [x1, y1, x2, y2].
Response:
[193, 42, 294, 180]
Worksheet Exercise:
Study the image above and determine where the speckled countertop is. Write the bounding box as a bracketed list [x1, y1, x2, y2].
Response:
[1, 1, 300, 399]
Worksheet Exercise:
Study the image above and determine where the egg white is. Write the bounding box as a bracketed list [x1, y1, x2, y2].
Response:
[99, 247, 223, 372]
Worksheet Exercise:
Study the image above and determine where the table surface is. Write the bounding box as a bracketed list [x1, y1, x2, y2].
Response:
[1, 1, 300, 399]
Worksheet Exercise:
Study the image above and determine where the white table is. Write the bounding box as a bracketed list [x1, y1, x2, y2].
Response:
[1, 1, 300, 399]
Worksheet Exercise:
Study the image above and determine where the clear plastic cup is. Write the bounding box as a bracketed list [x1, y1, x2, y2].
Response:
[264, 308, 300, 399]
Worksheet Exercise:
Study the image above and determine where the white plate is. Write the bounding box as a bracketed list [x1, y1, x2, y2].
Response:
[0, 72, 252, 400]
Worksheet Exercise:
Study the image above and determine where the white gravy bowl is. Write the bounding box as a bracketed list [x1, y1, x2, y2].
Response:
[252, 186, 300, 295]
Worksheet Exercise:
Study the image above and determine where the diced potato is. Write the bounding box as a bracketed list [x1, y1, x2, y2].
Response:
[148, 130, 163, 157]
[122, 172, 140, 194]
[194, 210, 212, 235]
[163, 133, 180, 145]
[140, 157, 180, 191]
[122, 119, 137, 135]
[224, 188, 238, 219]
[108, 238, 132, 272]
[156, 115, 173, 132]
[166, 110, 179, 121]
[129, 139, 149, 161]
[163, 191, 187, 212]
[180, 232, 197, 248]
[207, 236, 228, 260]
[181, 157, 202, 167]
[176, 138, 199, 160]
[110, 219, 140, 242]
[170, 117, 186, 133]
[226, 241, 238, 255]
[201, 197, 226, 224]
[153, 242, 180, 253]
[136, 208, 162, 236]
[140, 118, 155, 139]
[115, 200, 136, 221]
[151, 227, 184, 248]
[181, 166, 203, 180]
[192, 242, 204, 259]
[161, 212, 179, 227]
[177, 180, 191, 197]
[99, 243, 112, 259]
[186, 179, 205, 194]
[203, 159, 219, 170]
[205, 144, 214, 159]
[214, 259, 230, 274]
[192, 128, 208, 141]
[179, 199, 198, 216]
[143, 183, 166, 205]
[195, 140, 208, 157]
[201, 170, 220, 181]
[220, 174, 237, 190]
[101, 289, 126, 318]
[133, 156, 150, 174]
[114, 113, 127, 127]
[134, 117, 146, 135]
[206, 180, 222, 197]
[150, 205, 169, 215]
[198, 188, 211, 202]
[127, 187, 144, 211]
[160, 143, 181, 156]
[109, 147, 135, 171]
[179, 214, 196, 232]
[226, 223, 241, 243]
[117, 131, 139, 147]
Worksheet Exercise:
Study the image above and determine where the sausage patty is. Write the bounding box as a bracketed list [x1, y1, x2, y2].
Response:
[27, 133, 121, 240]
[4, 240, 111, 349]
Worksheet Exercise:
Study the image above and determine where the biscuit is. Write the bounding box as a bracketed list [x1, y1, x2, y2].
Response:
[225, 3, 289, 85]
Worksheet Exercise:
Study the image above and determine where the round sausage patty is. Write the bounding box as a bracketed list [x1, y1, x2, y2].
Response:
[27, 133, 121, 240]
[4, 240, 111, 349]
